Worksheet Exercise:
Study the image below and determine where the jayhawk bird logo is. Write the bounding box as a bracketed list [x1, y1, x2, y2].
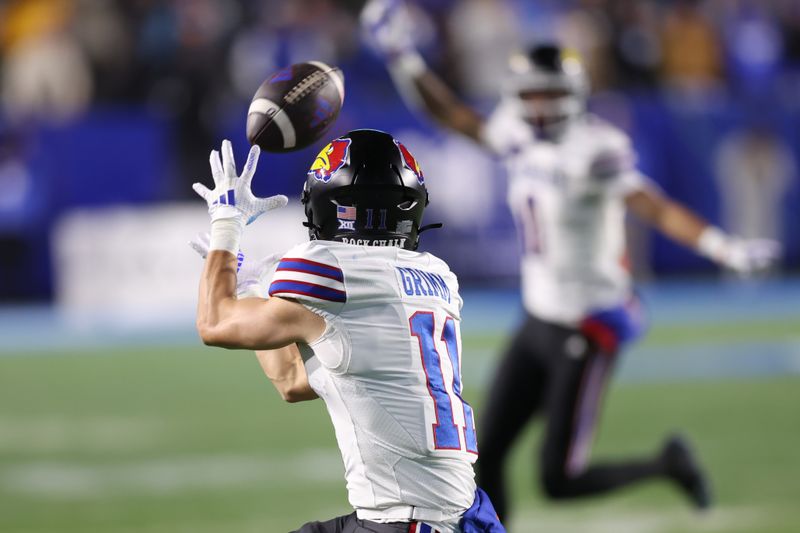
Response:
[308, 138, 351, 183]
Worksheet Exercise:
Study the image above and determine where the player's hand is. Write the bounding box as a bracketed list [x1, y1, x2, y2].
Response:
[361, 0, 417, 60]
[192, 140, 288, 226]
[720, 237, 781, 276]
[189, 232, 280, 298]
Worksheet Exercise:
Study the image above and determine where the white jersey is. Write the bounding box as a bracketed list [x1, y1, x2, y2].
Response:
[482, 103, 647, 325]
[268, 241, 476, 526]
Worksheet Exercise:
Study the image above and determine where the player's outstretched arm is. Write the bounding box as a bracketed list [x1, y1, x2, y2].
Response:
[197, 252, 322, 400]
[361, 0, 485, 143]
[626, 186, 781, 276]
[193, 140, 326, 350]
[189, 233, 317, 401]
[197, 252, 324, 350]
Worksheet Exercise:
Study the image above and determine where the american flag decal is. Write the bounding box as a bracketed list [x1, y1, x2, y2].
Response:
[337, 205, 357, 221]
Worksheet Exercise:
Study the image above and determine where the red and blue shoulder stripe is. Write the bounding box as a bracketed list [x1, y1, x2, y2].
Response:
[276, 257, 344, 282]
[269, 256, 346, 303]
[268, 280, 346, 302]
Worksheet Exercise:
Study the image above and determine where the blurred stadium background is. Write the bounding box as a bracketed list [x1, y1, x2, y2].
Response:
[0, 0, 798, 531]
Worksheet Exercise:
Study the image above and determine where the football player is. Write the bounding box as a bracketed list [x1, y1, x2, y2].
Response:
[193, 131, 505, 532]
[361, 0, 781, 521]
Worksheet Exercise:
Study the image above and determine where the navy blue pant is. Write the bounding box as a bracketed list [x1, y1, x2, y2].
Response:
[293, 488, 505, 533]
[292, 513, 411, 533]
[476, 313, 664, 521]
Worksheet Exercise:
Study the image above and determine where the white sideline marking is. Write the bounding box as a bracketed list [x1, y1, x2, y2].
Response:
[0, 416, 163, 452]
[510, 505, 764, 533]
[1, 450, 342, 499]
[104, 505, 350, 533]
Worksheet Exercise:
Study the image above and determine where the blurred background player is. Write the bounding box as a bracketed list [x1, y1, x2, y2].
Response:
[193, 131, 505, 532]
[361, 0, 781, 521]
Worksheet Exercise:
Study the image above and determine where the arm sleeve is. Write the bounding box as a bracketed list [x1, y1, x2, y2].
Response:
[267, 242, 346, 317]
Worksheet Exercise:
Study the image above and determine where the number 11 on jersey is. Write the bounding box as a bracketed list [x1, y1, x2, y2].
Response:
[410, 312, 478, 455]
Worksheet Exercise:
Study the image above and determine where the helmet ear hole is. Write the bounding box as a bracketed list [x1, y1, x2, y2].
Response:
[398, 199, 418, 211]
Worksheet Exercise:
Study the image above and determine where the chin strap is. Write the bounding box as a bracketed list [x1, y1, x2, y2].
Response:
[302, 220, 324, 240]
[418, 222, 443, 235]
[410, 223, 443, 251]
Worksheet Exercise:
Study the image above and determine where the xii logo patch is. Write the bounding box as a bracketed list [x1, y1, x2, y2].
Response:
[337, 205, 356, 231]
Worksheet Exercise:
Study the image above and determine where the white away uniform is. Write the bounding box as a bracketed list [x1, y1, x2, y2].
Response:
[268, 241, 477, 530]
[482, 103, 647, 325]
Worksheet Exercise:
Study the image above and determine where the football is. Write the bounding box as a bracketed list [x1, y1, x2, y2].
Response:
[246, 61, 345, 153]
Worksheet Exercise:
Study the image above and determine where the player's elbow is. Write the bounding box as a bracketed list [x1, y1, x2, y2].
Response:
[197, 327, 220, 347]
[196, 321, 232, 348]
[277, 383, 318, 403]
[280, 388, 304, 403]
[196, 319, 213, 344]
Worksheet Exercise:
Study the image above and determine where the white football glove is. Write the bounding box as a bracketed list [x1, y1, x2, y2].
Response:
[697, 227, 782, 276]
[189, 232, 281, 298]
[721, 238, 781, 276]
[192, 140, 288, 226]
[361, 0, 419, 63]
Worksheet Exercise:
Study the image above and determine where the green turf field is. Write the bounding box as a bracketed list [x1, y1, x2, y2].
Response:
[1, 330, 799, 533]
